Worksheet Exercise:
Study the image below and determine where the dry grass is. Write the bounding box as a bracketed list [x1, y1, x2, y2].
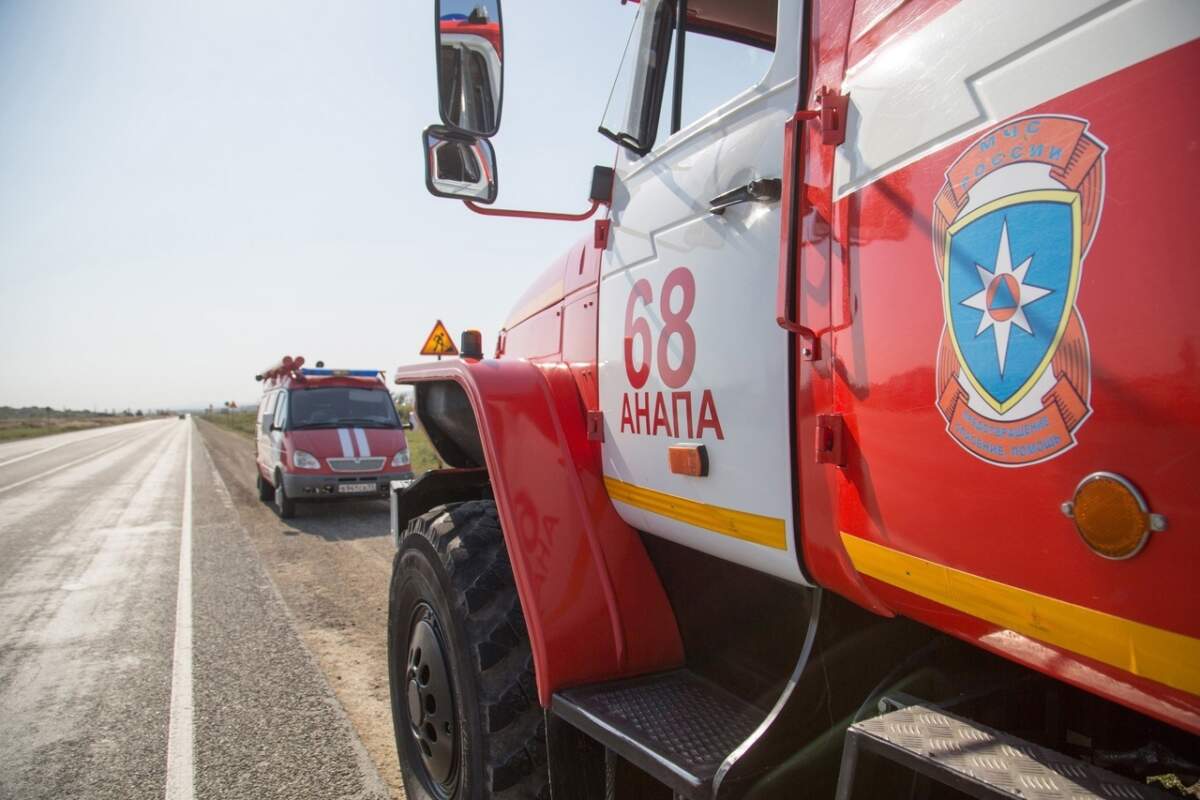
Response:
[0, 415, 147, 443]
[201, 409, 257, 438]
[403, 427, 442, 473]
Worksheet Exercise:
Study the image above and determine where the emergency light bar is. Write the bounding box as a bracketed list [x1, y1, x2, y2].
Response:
[298, 368, 384, 378]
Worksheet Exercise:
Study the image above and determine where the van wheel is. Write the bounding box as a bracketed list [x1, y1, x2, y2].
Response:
[388, 501, 548, 800]
[257, 472, 275, 503]
[274, 471, 296, 519]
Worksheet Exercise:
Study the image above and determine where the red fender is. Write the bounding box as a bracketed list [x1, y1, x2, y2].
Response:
[395, 358, 684, 705]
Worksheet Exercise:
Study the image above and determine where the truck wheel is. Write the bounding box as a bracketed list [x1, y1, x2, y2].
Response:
[388, 501, 548, 800]
[273, 471, 295, 519]
[257, 472, 275, 503]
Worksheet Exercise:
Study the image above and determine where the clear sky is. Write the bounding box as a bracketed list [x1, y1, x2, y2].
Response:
[0, 1, 637, 410]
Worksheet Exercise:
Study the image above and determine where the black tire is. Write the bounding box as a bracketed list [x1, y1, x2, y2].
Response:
[273, 470, 295, 519]
[257, 472, 275, 503]
[388, 501, 548, 800]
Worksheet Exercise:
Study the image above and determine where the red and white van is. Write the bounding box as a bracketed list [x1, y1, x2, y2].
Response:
[254, 356, 414, 518]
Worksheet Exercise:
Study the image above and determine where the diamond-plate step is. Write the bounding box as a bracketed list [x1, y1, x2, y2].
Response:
[552, 669, 765, 798]
[836, 704, 1174, 800]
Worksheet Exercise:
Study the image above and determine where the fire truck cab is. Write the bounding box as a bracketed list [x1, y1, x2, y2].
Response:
[254, 356, 414, 519]
[390, 1, 1199, 798]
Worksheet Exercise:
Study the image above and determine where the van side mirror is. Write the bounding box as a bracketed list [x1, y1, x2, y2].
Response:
[261, 412, 274, 431]
[423, 126, 498, 203]
[436, 0, 503, 138]
[401, 418, 416, 431]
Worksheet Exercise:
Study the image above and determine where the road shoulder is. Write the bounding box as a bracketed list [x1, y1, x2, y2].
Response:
[194, 419, 404, 798]
[191, 425, 389, 799]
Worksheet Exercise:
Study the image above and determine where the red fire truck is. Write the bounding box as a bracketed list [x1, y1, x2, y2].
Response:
[390, 1, 1199, 798]
[254, 356, 414, 518]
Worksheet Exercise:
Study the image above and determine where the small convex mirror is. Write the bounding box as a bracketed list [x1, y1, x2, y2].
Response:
[423, 126, 498, 204]
[436, 0, 503, 138]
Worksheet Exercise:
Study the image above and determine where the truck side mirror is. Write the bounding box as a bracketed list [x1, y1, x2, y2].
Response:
[436, 0, 503, 138]
[423, 126, 498, 203]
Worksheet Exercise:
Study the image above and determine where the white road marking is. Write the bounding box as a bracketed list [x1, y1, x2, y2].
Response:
[164, 424, 194, 800]
[0, 430, 153, 495]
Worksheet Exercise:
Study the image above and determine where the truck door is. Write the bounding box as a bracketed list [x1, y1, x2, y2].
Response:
[824, 0, 1200, 717]
[258, 389, 285, 474]
[598, 1, 808, 583]
[255, 390, 273, 471]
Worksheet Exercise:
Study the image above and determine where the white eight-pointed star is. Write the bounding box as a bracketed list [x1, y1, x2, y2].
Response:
[960, 219, 1052, 376]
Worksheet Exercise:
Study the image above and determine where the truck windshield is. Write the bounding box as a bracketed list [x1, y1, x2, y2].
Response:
[288, 387, 399, 429]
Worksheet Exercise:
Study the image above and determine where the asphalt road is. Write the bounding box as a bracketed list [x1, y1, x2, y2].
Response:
[0, 418, 394, 800]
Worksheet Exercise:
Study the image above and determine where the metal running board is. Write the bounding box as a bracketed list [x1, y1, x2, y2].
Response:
[836, 704, 1173, 800]
[551, 669, 765, 798]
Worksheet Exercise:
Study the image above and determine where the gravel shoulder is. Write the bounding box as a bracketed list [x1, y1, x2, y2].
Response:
[195, 419, 405, 799]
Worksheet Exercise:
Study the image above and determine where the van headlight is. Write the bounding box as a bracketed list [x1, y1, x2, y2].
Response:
[391, 450, 411, 468]
[292, 450, 321, 469]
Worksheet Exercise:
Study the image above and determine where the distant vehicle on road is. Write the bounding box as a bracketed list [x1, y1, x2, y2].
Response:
[254, 356, 414, 518]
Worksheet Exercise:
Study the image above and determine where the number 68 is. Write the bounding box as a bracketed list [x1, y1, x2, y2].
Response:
[623, 267, 696, 390]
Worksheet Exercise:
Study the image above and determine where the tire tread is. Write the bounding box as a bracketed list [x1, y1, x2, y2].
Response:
[398, 500, 548, 800]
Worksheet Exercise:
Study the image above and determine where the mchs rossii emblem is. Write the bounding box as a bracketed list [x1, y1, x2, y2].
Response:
[933, 115, 1105, 466]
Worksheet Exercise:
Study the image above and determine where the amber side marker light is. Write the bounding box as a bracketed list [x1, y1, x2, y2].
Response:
[668, 444, 708, 477]
[1061, 472, 1166, 560]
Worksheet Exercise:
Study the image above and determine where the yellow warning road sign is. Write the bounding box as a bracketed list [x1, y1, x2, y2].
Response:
[420, 320, 459, 356]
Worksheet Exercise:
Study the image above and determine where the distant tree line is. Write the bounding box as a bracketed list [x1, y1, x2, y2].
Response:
[0, 406, 172, 420]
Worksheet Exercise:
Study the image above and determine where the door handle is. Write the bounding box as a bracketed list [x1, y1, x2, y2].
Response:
[708, 178, 782, 215]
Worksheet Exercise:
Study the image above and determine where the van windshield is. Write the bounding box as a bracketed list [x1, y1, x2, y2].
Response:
[288, 387, 399, 429]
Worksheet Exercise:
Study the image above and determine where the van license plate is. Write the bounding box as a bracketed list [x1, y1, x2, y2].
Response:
[338, 483, 377, 494]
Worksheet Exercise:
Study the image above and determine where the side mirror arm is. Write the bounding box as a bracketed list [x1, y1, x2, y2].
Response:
[460, 165, 613, 221]
[463, 199, 601, 222]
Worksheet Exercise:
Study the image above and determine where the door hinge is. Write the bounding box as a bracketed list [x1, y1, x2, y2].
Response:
[815, 413, 845, 467]
[586, 410, 604, 442]
[794, 88, 850, 147]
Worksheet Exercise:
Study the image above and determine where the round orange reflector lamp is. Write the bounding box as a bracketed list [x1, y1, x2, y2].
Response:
[1061, 472, 1165, 560]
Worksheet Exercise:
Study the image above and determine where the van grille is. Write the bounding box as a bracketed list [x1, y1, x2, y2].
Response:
[328, 457, 386, 472]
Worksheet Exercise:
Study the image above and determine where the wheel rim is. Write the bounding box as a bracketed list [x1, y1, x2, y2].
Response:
[406, 603, 458, 795]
